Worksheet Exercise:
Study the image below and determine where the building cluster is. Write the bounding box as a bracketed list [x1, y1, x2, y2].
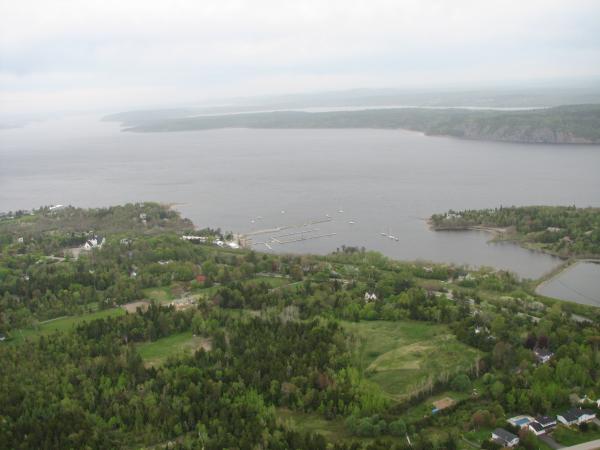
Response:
[492, 407, 597, 447]
[181, 235, 208, 243]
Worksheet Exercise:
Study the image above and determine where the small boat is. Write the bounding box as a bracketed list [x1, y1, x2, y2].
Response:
[348, 220, 355, 225]
[250, 219, 255, 224]
[281, 210, 285, 214]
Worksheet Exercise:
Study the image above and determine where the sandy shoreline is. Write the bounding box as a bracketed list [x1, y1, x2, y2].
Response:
[426, 219, 510, 237]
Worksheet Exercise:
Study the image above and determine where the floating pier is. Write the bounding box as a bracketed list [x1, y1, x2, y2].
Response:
[277, 232, 337, 244]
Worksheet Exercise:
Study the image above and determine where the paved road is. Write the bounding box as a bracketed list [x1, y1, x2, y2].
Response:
[561, 439, 600, 450]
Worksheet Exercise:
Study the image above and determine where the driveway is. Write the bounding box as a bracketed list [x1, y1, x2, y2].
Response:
[540, 434, 565, 450]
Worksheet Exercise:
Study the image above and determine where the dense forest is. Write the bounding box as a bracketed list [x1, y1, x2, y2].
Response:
[1, 203, 600, 449]
[430, 206, 600, 258]
[111, 104, 600, 144]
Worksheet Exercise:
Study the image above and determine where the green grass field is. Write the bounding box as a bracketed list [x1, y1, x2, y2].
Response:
[11, 308, 125, 343]
[277, 408, 405, 445]
[142, 286, 175, 303]
[136, 331, 211, 366]
[277, 408, 351, 441]
[342, 321, 480, 401]
[552, 425, 600, 446]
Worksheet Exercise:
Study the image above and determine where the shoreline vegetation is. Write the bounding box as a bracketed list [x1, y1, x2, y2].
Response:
[105, 104, 600, 144]
[429, 206, 600, 260]
[429, 206, 600, 292]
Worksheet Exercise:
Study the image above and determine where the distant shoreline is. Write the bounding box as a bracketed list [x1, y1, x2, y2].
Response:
[107, 104, 600, 145]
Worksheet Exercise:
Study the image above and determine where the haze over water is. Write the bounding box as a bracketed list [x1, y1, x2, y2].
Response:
[2, 114, 600, 279]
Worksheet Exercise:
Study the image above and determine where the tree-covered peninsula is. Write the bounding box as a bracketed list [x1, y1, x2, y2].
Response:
[430, 206, 600, 258]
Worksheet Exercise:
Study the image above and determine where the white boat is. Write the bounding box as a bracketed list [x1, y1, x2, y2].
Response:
[348, 220, 355, 224]
[387, 227, 396, 240]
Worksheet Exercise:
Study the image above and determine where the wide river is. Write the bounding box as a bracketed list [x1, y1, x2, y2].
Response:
[2, 114, 600, 282]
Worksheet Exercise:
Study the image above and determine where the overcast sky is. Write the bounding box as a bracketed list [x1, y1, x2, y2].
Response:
[1, 0, 600, 115]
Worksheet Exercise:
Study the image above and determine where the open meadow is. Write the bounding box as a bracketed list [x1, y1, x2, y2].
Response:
[343, 320, 480, 401]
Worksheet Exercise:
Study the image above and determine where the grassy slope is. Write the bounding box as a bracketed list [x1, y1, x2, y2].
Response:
[11, 308, 125, 343]
[343, 320, 480, 401]
[136, 332, 210, 366]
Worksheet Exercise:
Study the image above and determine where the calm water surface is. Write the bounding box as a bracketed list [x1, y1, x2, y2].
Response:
[2, 114, 600, 281]
[537, 262, 600, 307]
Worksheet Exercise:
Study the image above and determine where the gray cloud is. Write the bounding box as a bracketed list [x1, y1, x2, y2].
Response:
[1, 0, 600, 114]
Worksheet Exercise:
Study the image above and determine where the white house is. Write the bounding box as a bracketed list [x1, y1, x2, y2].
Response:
[364, 292, 378, 302]
[491, 428, 519, 447]
[557, 408, 596, 426]
[527, 416, 556, 436]
[534, 348, 554, 364]
[527, 422, 545, 436]
[83, 236, 104, 250]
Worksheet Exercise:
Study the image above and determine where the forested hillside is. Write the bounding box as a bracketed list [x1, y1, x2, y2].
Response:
[1, 204, 600, 449]
[113, 105, 600, 144]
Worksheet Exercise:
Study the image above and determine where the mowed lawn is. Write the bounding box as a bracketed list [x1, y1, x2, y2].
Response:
[12, 308, 125, 343]
[343, 321, 480, 401]
[136, 332, 211, 367]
